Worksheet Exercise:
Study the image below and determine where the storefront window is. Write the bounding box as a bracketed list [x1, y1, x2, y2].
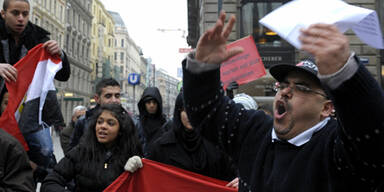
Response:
[241, 1, 295, 68]
[242, 2, 287, 47]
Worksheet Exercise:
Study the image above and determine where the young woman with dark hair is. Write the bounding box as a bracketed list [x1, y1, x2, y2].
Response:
[41, 104, 142, 191]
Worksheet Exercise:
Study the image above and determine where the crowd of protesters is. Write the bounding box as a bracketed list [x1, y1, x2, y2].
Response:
[1, 0, 384, 192]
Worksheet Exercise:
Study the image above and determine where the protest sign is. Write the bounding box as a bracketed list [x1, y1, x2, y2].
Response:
[220, 35, 266, 90]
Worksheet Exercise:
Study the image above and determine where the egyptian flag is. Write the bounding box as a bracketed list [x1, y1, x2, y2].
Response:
[0, 44, 62, 150]
[104, 159, 237, 192]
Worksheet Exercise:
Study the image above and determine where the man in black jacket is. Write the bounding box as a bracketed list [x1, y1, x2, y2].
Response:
[0, 0, 70, 83]
[0, 0, 70, 184]
[182, 11, 384, 191]
[69, 78, 121, 150]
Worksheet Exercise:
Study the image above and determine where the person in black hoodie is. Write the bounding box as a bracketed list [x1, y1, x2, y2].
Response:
[136, 87, 170, 156]
[41, 104, 143, 192]
[148, 91, 237, 183]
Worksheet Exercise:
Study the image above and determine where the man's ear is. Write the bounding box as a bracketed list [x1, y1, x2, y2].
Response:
[1, 10, 5, 19]
[94, 94, 100, 104]
[321, 100, 334, 118]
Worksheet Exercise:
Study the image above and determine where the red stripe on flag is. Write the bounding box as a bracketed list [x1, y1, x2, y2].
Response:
[0, 44, 61, 150]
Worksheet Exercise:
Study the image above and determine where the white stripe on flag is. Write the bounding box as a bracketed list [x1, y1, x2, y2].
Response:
[22, 58, 62, 125]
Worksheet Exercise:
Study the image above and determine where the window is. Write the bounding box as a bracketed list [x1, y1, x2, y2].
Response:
[241, 1, 294, 69]
[73, 13, 76, 26]
[80, 44, 83, 57]
[114, 52, 117, 61]
[86, 49, 89, 62]
[121, 39, 124, 47]
[77, 41, 80, 57]
[242, 2, 287, 48]
[60, 5, 63, 21]
[34, 17, 39, 25]
[78, 16, 81, 30]
[120, 52, 124, 62]
[65, 34, 69, 51]
[72, 38, 75, 54]
[58, 34, 62, 45]
[54, 0, 57, 16]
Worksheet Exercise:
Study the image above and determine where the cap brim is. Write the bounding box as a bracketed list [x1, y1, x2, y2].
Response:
[270, 64, 319, 84]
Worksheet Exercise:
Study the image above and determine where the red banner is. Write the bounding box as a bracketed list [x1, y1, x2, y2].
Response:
[104, 159, 236, 192]
[220, 35, 266, 90]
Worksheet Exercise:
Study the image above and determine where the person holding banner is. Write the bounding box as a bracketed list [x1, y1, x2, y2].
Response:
[180, 11, 384, 191]
[41, 104, 142, 192]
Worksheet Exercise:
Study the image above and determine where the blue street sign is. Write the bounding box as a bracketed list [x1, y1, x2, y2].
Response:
[177, 67, 183, 78]
[128, 73, 140, 85]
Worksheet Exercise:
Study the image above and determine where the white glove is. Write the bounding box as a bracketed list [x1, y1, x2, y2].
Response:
[124, 156, 143, 173]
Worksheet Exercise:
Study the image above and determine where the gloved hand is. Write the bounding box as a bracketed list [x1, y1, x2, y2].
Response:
[124, 156, 143, 173]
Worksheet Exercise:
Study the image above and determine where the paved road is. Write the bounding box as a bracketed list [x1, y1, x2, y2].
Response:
[36, 131, 64, 192]
[52, 131, 64, 161]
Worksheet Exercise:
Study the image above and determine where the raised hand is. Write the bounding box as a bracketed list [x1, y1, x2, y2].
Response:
[195, 11, 243, 65]
[299, 24, 350, 75]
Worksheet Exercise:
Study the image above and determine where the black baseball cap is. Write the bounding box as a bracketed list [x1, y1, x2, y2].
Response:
[270, 59, 321, 85]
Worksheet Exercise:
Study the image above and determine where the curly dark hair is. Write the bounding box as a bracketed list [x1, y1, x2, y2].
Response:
[80, 104, 142, 164]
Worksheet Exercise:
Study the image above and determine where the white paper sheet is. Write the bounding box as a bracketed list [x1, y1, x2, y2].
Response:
[259, 0, 384, 49]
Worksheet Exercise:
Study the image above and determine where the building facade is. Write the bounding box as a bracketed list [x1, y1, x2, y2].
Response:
[108, 11, 148, 114]
[61, 0, 93, 123]
[155, 69, 180, 118]
[31, 0, 92, 123]
[90, 0, 115, 83]
[126, 39, 146, 115]
[187, 0, 384, 98]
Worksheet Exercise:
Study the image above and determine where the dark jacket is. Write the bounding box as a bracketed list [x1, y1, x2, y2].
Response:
[41, 146, 126, 192]
[148, 93, 237, 181]
[0, 17, 70, 81]
[0, 16, 70, 132]
[69, 106, 99, 150]
[183, 57, 384, 191]
[0, 129, 35, 192]
[136, 87, 169, 156]
[60, 121, 75, 155]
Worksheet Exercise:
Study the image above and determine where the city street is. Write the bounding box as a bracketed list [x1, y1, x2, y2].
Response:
[36, 131, 64, 192]
[52, 131, 64, 161]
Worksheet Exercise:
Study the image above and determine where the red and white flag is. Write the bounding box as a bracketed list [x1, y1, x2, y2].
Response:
[0, 44, 62, 150]
[104, 159, 237, 192]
